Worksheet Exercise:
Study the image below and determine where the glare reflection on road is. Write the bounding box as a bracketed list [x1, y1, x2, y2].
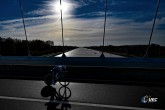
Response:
[56, 48, 124, 57]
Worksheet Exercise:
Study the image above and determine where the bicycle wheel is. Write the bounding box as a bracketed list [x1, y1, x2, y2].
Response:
[58, 86, 71, 100]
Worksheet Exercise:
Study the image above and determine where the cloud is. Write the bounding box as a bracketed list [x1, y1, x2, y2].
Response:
[1, 13, 165, 46]
[0, 0, 165, 46]
[76, 11, 112, 18]
[78, 0, 98, 6]
[25, 9, 50, 16]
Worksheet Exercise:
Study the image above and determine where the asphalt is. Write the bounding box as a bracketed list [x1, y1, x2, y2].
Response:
[0, 79, 164, 110]
[56, 47, 124, 57]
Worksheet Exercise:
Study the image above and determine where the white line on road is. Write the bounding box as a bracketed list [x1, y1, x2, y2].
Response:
[0, 96, 162, 110]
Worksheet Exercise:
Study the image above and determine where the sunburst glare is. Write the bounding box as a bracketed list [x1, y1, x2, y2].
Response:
[47, 0, 78, 18]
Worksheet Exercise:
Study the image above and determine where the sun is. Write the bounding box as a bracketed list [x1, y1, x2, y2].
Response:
[54, 0, 70, 13]
[49, 0, 73, 18]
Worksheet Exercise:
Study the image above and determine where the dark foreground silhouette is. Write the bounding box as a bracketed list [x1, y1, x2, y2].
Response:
[41, 82, 71, 110]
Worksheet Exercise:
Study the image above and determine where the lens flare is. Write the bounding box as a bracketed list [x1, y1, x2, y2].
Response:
[47, 0, 77, 18]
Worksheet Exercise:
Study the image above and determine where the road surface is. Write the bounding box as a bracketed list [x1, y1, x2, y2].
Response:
[56, 47, 124, 57]
[0, 79, 164, 110]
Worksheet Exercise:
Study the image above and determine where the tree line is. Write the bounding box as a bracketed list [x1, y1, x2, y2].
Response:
[0, 37, 76, 56]
[87, 44, 165, 58]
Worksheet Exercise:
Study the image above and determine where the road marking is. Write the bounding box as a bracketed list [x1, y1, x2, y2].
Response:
[0, 96, 162, 110]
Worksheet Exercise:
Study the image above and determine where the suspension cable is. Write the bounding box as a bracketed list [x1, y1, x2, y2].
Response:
[101, 0, 108, 57]
[144, 0, 160, 57]
[60, 0, 66, 57]
[18, 0, 31, 56]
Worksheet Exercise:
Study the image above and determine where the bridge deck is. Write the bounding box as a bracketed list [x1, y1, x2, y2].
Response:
[0, 48, 165, 85]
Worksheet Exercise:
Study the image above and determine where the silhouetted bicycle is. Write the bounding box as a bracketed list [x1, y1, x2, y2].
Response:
[58, 86, 71, 100]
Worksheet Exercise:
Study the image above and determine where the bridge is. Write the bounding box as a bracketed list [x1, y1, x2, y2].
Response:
[0, 0, 165, 109]
[0, 47, 165, 85]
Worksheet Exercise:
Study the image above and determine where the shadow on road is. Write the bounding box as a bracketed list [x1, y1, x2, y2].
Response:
[41, 82, 71, 110]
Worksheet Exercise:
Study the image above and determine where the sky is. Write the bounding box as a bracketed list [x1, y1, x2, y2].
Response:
[0, 0, 165, 46]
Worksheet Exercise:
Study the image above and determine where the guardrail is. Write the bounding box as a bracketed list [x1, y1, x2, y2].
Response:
[0, 56, 165, 69]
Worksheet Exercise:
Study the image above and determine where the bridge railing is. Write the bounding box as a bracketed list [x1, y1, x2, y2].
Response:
[0, 56, 165, 69]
